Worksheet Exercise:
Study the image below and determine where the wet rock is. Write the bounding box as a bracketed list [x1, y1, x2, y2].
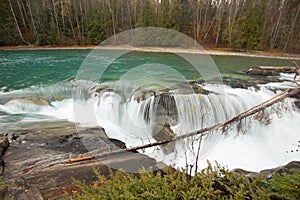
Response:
[171, 82, 210, 95]
[152, 125, 176, 155]
[0, 136, 9, 199]
[233, 161, 300, 179]
[245, 66, 298, 77]
[141, 93, 178, 125]
[152, 125, 175, 142]
[4, 97, 53, 107]
[294, 101, 300, 109]
[0, 158, 4, 175]
[133, 89, 156, 103]
[291, 90, 300, 99]
[0, 136, 9, 157]
[49, 95, 68, 102]
[222, 77, 281, 89]
[133, 83, 210, 104]
[246, 68, 280, 76]
[0, 98, 12, 105]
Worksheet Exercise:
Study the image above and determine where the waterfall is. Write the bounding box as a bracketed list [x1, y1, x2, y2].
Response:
[1, 81, 299, 172]
[91, 84, 273, 141]
[88, 83, 299, 171]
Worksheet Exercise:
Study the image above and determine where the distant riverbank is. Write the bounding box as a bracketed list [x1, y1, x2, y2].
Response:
[1, 45, 300, 60]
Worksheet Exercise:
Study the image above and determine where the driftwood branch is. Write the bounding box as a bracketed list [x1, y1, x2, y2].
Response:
[257, 66, 297, 71]
[64, 87, 300, 164]
[64, 155, 94, 164]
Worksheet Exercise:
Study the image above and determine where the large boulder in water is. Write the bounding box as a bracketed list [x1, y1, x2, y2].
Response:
[152, 124, 176, 154]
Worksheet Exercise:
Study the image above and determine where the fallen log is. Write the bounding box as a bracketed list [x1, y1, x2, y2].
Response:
[246, 65, 299, 76]
[65, 87, 300, 163]
[256, 66, 296, 71]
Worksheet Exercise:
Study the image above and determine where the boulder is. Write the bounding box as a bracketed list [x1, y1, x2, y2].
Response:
[152, 125, 176, 155]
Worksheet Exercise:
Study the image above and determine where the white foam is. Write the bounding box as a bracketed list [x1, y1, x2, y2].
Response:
[1, 81, 299, 172]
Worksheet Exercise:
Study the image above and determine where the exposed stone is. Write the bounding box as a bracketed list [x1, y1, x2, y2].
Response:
[2, 121, 158, 199]
[245, 68, 280, 76]
[245, 66, 299, 77]
[152, 125, 176, 154]
[294, 101, 300, 109]
[233, 161, 300, 179]
[291, 91, 300, 99]
[4, 97, 53, 107]
[0, 136, 9, 157]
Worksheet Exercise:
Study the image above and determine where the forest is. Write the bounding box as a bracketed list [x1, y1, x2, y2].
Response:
[1, 0, 299, 52]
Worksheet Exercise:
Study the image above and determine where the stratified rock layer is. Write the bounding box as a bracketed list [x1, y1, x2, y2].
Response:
[1, 121, 158, 200]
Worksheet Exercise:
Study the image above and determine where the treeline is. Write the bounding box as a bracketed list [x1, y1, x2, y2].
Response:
[1, 0, 299, 52]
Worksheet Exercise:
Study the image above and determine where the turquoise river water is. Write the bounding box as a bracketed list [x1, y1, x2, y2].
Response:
[0, 49, 299, 172]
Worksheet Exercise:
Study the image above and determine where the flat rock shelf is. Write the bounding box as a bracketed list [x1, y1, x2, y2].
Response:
[0, 121, 159, 199]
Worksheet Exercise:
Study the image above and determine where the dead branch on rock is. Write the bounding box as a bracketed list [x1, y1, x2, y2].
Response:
[64, 155, 94, 164]
[64, 87, 300, 164]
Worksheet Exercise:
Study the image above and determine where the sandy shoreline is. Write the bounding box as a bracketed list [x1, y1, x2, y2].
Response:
[1, 45, 300, 60]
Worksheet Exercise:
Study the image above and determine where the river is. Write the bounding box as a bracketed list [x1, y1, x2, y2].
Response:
[0, 49, 299, 172]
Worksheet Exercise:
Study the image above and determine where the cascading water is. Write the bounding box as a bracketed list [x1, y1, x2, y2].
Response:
[0, 75, 299, 172]
[75, 79, 300, 171]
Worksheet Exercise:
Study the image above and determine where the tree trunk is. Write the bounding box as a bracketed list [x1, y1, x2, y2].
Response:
[16, 0, 27, 32]
[283, 2, 300, 51]
[52, 0, 60, 39]
[26, 0, 37, 37]
[8, 0, 30, 45]
[79, 0, 84, 39]
[106, 0, 116, 40]
[215, 0, 223, 46]
[270, 0, 286, 50]
[127, 0, 133, 30]
[60, 0, 66, 30]
[73, 1, 82, 41]
[68, 13, 76, 41]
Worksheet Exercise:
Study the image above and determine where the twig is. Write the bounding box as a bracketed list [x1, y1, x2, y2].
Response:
[64, 155, 94, 164]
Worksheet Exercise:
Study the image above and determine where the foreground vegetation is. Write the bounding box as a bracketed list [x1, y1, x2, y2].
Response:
[1, 0, 299, 52]
[68, 163, 300, 200]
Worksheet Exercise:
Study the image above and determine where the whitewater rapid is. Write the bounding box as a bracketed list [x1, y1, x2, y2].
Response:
[0, 76, 299, 172]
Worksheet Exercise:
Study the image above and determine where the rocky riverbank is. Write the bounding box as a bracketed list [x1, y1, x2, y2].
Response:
[0, 121, 160, 199]
[0, 120, 300, 199]
[1, 45, 299, 60]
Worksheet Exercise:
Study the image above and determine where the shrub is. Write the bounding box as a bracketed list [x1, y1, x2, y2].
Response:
[269, 169, 300, 200]
[68, 162, 273, 200]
